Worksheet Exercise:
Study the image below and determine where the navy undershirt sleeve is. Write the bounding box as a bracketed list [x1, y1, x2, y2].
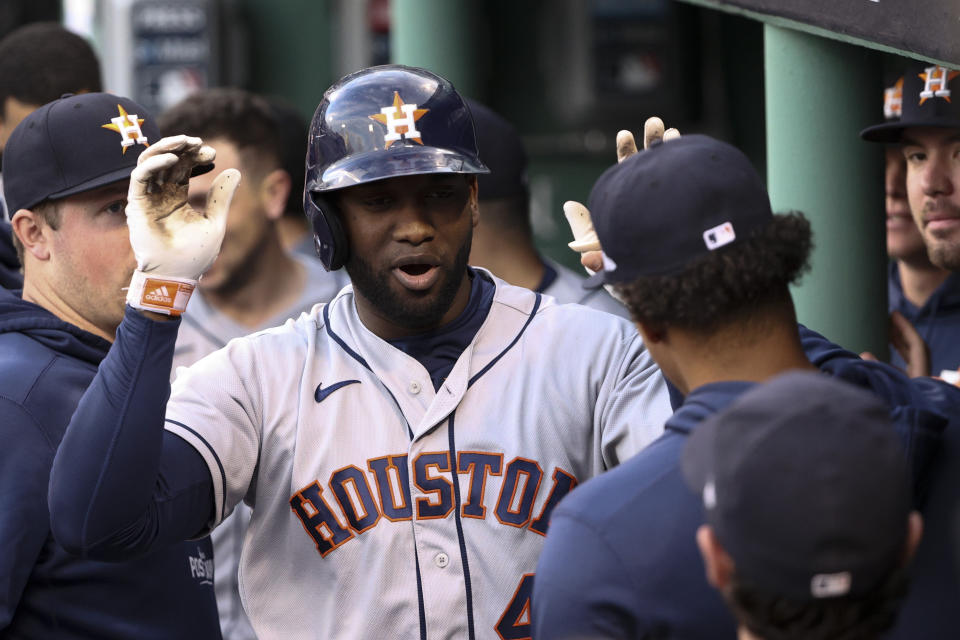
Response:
[49, 307, 214, 560]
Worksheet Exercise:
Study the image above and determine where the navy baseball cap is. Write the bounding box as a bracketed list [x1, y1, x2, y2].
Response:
[584, 134, 773, 287]
[466, 99, 529, 201]
[861, 62, 960, 142]
[681, 371, 911, 601]
[3, 92, 211, 214]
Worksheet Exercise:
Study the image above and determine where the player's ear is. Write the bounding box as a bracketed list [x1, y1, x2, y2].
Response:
[260, 168, 292, 222]
[11, 208, 52, 262]
[634, 319, 667, 345]
[696, 525, 735, 590]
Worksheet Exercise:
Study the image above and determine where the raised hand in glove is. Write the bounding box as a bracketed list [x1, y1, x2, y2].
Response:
[564, 117, 680, 275]
[125, 135, 241, 316]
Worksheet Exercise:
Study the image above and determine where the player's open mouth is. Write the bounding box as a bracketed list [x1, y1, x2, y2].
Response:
[392, 259, 441, 291]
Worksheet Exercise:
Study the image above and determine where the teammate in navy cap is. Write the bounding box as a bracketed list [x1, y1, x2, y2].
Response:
[47, 65, 672, 639]
[683, 371, 922, 640]
[861, 60, 960, 639]
[533, 125, 958, 639]
[0, 93, 222, 638]
[861, 70, 960, 383]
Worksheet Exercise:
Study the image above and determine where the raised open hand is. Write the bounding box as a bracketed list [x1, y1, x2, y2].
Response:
[125, 135, 241, 315]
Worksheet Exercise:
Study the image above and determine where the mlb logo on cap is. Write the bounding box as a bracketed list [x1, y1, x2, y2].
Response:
[703, 222, 736, 250]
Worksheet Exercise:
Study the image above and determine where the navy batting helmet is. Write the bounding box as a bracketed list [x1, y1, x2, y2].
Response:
[304, 64, 489, 270]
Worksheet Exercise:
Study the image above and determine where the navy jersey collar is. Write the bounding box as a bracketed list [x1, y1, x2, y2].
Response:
[665, 381, 757, 436]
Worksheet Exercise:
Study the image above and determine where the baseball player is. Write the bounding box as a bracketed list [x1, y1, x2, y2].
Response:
[684, 371, 922, 640]
[1, 92, 220, 638]
[858, 73, 955, 379]
[532, 129, 957, 639]
[47, 65, 671, 639]
[862, 63, 960, 384]
[159, 88, 349, 640]
[860, 60, 960, 637]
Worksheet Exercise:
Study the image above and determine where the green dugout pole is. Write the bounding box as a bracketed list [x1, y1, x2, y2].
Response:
[764, 24, 887, 357]
[390, 0, 480, 98]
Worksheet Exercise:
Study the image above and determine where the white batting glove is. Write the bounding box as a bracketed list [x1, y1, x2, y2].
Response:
[125, 135, 241, 316]
[563, 117, 681, 301]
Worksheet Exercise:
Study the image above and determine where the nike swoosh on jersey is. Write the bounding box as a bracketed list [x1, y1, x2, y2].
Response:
[315, 380, 361, 403]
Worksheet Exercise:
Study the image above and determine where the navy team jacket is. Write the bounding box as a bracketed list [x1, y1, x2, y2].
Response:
[533, 326, 959, 640]
[0, 287, 221, 639]
[888, 262, 960, 377]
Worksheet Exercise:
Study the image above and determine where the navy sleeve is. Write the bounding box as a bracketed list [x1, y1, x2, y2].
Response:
[798, 324, 954, 509]
[0, 400, 54, 630]
[533, 512, 640, 640]
[48, 307, 214, 560]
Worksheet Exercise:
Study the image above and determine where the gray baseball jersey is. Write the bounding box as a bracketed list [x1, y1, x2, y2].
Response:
[172, 254, 349, 640]
[164, 272, 670, 639]
[540, 257, 629, 318]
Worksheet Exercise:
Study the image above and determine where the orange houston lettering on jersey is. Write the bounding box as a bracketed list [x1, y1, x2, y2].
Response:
[289, 450, 579, 557]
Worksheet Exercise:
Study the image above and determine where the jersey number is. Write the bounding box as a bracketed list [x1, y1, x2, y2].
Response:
[495, 573, 534, 640]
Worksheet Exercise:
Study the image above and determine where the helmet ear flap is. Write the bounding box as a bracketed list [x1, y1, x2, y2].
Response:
[304, 190, 349, 271]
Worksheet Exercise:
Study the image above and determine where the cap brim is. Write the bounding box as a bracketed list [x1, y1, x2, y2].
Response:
[192, 163, 215, 178]
[45, 165, 139, 202]
[860, 117, 960, 142]
[45, 161, 214, 203]
[582, 269, 607, 290]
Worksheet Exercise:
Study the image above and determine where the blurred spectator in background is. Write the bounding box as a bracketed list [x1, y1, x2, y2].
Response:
[159, 87, 348, 640]
[0, 22, 102, 216]
[466, 98, 627, 317]
[267, 96, 316, 258]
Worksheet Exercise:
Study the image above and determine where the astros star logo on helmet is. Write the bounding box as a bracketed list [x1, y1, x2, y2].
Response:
[101, 104, 150, 153]
[369, 92, 429, 148]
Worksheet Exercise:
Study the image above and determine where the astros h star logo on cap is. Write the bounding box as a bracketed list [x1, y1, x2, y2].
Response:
[883, 77, 903, 119]
[369, 92, 429, 148]
[101, 103, 150, 153]
[918, 65, 960, 105]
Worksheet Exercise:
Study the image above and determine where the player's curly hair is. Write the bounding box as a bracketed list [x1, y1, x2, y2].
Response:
[614, 212, 813, 333]
[726, 566, 910, 640]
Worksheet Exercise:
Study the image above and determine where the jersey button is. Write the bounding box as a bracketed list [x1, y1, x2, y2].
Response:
[409, 381, 422, 394]
[434, 552, 449, 568]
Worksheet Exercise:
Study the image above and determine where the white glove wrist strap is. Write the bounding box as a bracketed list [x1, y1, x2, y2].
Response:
[126, 270, 197, 316]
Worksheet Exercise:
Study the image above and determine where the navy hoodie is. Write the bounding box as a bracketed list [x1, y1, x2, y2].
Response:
[889, 262, 960, 377]
[534, 327, 958, 640]
[0, 221, 22, 290]
[0, 287, 221, 639]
